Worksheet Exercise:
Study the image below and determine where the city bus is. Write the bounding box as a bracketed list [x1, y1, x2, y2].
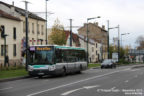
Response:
[28, 45, 87, 77]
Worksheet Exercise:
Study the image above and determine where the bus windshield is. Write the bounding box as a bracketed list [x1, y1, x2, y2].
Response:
[29, 50, 54, 65]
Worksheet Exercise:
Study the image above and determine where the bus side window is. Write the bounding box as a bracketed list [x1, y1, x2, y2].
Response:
[55, 49, 63, 63]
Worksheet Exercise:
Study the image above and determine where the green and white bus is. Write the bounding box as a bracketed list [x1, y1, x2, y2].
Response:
[28, 45, 87, 77]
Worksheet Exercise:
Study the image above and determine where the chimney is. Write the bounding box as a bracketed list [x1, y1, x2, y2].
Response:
[102, 25, 105, 29]
[84, 23, 87, 27]
[94, 22, 98, 26]
[10, 1, 15, 16]
[12, 1, 14, 6]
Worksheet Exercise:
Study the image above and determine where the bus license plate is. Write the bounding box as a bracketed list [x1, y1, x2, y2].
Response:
[38, 73, 44, 75]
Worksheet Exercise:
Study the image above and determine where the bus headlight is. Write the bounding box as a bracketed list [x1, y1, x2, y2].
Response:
[28, 65, 34, 71]
[49, 65, 56, 71]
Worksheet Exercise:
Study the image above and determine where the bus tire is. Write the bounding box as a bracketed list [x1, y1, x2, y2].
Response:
[77, 65, 82, 74]
[61, 67, 66, 76]
[38, 75, 43, 78]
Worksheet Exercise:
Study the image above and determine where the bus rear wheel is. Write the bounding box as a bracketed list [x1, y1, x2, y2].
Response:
[77, 65, 82, 74]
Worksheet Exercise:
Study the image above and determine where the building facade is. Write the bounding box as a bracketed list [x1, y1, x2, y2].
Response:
[78, 35, 102, 63]
[64, 30, 102, 63]
[78, 22, 108, 60]
[0, 1, 46, 66]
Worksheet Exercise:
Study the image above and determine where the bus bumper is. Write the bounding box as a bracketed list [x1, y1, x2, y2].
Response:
[28, 70, 57, 76]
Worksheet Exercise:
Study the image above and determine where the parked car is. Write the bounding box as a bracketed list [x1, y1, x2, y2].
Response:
[101, 59, 116, 69]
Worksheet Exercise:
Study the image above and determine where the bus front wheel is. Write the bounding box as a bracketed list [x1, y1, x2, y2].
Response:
[61, 67, 66, 76]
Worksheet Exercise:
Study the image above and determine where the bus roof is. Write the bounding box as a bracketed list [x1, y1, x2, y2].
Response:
[55, 46, 85, 50]
[30, 45, 85, 51]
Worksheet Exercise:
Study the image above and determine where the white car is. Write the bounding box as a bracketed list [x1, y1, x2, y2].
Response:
[101, 59, 116, 69]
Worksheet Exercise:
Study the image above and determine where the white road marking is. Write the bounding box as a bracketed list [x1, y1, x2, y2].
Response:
[83, 85, 100, 89]
[61, 88, 83, 96]
[131, 69, 141, 71]
[61, 85, 100, 96]
[111, 87, 116, 90]
[121, 68, 131, 71]
[0, 87, 13, 91]
[26, 68, 129, 96]
[125, 80, 129, 83]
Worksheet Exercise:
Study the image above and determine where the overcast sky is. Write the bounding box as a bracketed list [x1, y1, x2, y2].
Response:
[1, 0, 144, 48]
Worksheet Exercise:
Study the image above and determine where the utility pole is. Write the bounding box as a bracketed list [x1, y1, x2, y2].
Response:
[4, 34, 8, 67]
[107, 20, 110, 59]
[45, 0, 48, 45]
[86, 20, 89, 65]
[69, 19, 72, 46]
[117, 25, 120, 62]
[23, 0, 29, 70]
[86, 16, 100, 65]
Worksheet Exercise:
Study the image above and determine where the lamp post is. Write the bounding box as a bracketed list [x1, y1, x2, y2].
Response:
[107, 22, 118, 59]
[121, 33, 130, 47]
[69, 19, 72, 46]
[86, 16, 100, 65]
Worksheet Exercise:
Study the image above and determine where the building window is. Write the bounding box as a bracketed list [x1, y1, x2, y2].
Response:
[32, 23, 34, 34]
[92, 47, 94, 52]
[92, 55, 94, 60]
[13, 27, 16, 40]
[96, 50, 97, 55]
[13, 44, 16, 56]
[37, 24, 40, 34]
[96, 43, 97, 48]
[23, 21, 25, 33]
[41, 25, 44, 35]
[1, 45, 4, 56]
[1, 25, 5, 38]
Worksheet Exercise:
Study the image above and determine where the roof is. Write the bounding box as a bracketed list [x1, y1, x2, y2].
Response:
[78, 34, 96, 45]
[78, 23, 107, 32]
[0, 1, 45, 21]
[64, 30, 80, 47]
[0, 9, 21, 21]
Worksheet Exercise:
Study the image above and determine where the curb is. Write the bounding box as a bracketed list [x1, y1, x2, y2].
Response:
[92, 67, 100, 69]
[131, 65, 144, 69]
[92, 64, 144, 69]
[0, 76, 30, 83]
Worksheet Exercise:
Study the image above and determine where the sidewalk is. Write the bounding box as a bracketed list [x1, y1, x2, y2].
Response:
[0, 76, 30, 83]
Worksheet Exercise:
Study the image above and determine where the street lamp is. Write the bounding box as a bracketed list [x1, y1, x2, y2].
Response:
[121, 33, 130, 47]
[86, 16, 100, 65]
[107, 21, 119, 59]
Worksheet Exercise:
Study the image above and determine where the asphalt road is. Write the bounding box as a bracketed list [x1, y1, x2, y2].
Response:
[0, 64, 144, 96]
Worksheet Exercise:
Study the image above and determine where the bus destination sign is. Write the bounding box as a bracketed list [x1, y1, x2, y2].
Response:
[36, 47, 51, 51]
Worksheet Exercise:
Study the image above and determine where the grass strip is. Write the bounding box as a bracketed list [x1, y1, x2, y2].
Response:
[88, 63, 100, 68]
[0, 69, 28, 79]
